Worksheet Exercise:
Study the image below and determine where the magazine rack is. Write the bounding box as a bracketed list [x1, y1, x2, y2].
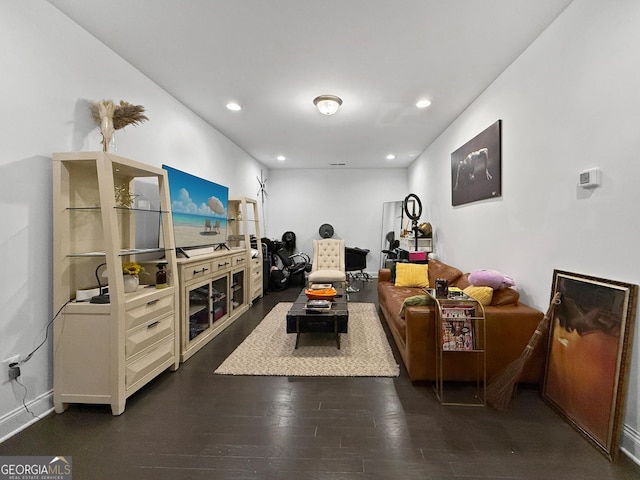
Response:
[427, 288, 486, 406]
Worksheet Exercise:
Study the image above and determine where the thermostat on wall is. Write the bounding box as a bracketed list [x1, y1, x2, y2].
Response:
[579, 168, 600, 188]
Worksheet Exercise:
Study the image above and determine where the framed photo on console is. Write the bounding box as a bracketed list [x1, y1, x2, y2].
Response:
[543, 270, 637, 462]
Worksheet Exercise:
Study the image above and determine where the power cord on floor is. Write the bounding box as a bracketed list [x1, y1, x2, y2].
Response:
[9, 300, 70, 417]
[14, 377, 38, 419]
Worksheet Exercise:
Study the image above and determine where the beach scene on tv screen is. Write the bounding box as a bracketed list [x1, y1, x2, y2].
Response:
[163, 165, 229, 249]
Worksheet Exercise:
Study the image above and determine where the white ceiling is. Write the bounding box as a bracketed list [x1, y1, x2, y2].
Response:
[48, 0, 572, 169]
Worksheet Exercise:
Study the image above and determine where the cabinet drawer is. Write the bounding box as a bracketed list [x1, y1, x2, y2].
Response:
[211, 257, 232, 272]
[126, 336, 175, 390]
[183, 260, 213, 282]
[251, 266, 262, 279]
[125, 293, 174, 330]
[251, 258, 261, 270]
[232, 254, 246, 267]
[126, 314, 174, 360]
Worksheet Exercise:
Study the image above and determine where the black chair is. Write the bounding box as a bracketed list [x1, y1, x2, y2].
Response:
[274, 248, 311, 288]
[345, 247, 371, 292]
[381, 232, 401, 268]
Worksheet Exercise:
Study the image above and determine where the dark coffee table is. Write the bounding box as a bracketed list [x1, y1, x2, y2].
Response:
[286, 288, 349, 349]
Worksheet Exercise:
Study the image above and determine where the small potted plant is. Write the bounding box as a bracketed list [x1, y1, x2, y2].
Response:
[122, 262, 144, 293]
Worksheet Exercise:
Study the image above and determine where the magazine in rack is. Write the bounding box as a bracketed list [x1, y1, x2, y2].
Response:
[440, 304, 476, 350]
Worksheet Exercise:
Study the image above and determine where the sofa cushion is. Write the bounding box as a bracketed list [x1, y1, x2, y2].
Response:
[395, 263, 429, 287]
[491, 287, 520, 306]
[399, 294, 434, 317]
[463, 285, 493, 306]
[380, 284, 425, 341]
[427, 259, 463, 287]
[389, 262, 397, 282]
[454, 272, 472, 289]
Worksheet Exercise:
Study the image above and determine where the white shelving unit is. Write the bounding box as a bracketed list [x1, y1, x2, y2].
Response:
[227, 197, 263, 302]
[52, 152, 179, 415]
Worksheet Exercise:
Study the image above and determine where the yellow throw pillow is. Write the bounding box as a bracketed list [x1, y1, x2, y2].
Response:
[394, 263, 429, 288]
[463, 285, 493, 306]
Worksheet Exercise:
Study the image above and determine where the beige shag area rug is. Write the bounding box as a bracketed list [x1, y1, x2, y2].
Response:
[214, 302, 399, 377]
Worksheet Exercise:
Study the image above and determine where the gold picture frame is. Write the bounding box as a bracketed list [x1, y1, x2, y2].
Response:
[543, 270, 637, 462]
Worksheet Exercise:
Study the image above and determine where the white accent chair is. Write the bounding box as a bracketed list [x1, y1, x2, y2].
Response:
[308, 239, 346, 287]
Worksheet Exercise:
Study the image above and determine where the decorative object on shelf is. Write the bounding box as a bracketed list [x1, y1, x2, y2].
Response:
[114, 183, 138, 208]
[123, 274, 139, 293]
[91, 100, 148, 152]
[418, 222, 432, 238]
[122, 261, 143, 293]
[155, 262, 168, 289]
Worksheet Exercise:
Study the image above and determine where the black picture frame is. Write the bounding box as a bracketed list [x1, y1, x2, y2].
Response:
[451, 120, 502, 206]
[543, 270, 638, 462]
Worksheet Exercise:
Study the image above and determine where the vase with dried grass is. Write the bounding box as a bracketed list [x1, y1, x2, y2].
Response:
[91, 100, 148, 152]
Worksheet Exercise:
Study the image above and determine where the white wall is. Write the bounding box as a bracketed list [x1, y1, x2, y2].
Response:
[266, 168, 408, 274]
[0, 1, 265, 440]
[409, 0, 640, 462]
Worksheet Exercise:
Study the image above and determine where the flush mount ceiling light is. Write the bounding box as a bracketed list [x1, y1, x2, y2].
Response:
[276, 155, 286, 161]
[313, 95, 342, 115]
[386, 154, 396, 160]
[416, 99, 431, 109]
[226, 102, 242, 111]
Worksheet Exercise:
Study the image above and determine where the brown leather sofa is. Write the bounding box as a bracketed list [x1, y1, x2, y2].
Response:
[378, 258, 547, 383]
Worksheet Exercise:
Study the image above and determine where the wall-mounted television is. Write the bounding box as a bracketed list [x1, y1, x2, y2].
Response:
[162, 165, 229, 252]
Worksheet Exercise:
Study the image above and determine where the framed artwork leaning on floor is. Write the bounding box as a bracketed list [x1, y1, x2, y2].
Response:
[543, 270, 638, 462]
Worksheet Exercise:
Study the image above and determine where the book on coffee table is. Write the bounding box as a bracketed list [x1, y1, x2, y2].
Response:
[305, 300, 332, 310]
[309, 284, 332, 290]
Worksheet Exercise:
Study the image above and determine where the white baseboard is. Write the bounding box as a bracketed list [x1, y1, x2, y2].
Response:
[0, 389, 53, 444]
[621, 424, 640, 467]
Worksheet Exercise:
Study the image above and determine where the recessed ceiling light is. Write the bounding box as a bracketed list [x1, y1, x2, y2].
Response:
[416, 99, 431, 108]
[276, 155, 286, 161]
[226, 102, 242, 111]
[386, 154, 396, 160]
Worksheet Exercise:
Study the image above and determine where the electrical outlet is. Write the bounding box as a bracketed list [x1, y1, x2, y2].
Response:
[2, 355, 20, 367]
[8, 365, 20, 380]
[3, 355, 20, 380]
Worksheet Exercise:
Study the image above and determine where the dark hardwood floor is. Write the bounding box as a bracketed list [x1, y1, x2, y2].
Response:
[1, 278, 639, 479]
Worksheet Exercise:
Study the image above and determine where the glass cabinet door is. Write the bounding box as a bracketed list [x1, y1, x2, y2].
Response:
[231, 269, 245, 312]
[187, 282, 211, 342]
[211, 276, 228, 324]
